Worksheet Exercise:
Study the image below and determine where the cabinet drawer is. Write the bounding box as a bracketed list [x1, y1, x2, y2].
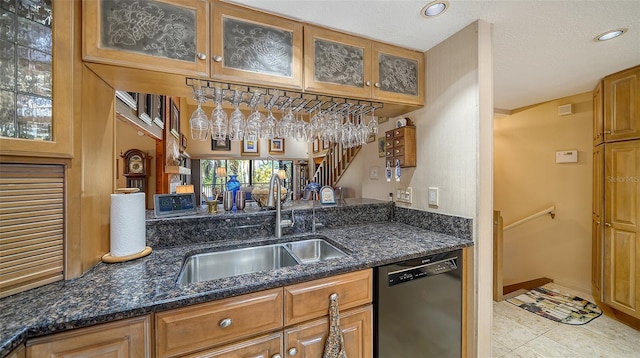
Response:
[385, 139, 394, 149]
[284, 269, 373, 325]
[393, 128, 406, 138]
[394, 147, 405, 156]
[385, 131, 394, 139]
[393, 137, 405, 147]
[385, 149, 393, 157]
[156, 288, 283, 358]
[182, 332, 283, 358]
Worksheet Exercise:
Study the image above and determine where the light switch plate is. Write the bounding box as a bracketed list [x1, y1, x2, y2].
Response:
[406, 187, 412, 203]
[428, 187, 438, 206]
[369, 166, 379, 179]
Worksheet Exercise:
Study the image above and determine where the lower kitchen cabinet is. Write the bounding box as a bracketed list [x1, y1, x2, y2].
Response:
[182, 332, 284, 358]
[6, 345, 25, 358]
[284, 305, 372, 358]
[26, 316, 151, 358]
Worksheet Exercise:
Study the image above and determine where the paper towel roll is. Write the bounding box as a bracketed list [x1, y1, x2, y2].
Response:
[110, 192, 146, 257]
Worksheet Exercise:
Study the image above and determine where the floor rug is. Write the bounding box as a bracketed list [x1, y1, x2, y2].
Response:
[506, 286, 602, 325]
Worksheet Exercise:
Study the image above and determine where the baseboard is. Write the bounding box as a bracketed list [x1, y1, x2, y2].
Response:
[503, 277, 553, 295]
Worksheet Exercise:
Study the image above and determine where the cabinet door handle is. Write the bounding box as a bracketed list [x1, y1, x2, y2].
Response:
[604, 223, 611, 227]
[196, 52, 207, 60]
[374, 82, 381, 88]
[288, 347, 298, 356]
[603, 131, 611, 134]
[219, 318, 232, 328]
[365, 80, 371, 86]
[213, 55, 223, 62]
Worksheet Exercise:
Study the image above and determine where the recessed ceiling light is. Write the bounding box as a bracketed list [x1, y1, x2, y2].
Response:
[594, 28, 627, 42]
[421, 1, 449, 18]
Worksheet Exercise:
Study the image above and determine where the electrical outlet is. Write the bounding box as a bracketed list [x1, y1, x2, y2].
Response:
[396, 189, 402, 201]
[406, 187, 412, 203]
[428, 187, 438, 206]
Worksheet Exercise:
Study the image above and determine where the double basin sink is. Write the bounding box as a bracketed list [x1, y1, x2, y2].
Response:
[177, 237, 347, 285]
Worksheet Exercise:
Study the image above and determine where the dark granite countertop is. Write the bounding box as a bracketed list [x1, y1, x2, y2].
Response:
[0, 204, 473, 357]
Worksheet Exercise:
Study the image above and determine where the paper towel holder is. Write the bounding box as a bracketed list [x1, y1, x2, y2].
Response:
[102, 188, 152, 264]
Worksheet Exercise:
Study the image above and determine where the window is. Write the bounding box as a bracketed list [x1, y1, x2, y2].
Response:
[201, 159, 292, 199]
[0, 0, 53, 140]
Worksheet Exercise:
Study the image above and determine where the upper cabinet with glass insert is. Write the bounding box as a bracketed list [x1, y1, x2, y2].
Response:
[211, 5, 303, 89]
[304, 26, 424, 105]
[0, 0, 73, 157]
[83, 0, 210, 77]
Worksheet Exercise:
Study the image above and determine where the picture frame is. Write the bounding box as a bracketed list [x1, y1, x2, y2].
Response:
[378, 116, 389, 124]
[170, 98, 180, 139]
[241, 135, 260, 155]
[378, 138, 386, 158]
[323, 138, 330, 150]
[211, 137, 231, 151]
[313, 138, 319, 153]
[269, 138, 285, 154]
[181, 133, 187, 150]
[367, 132, 376, 143]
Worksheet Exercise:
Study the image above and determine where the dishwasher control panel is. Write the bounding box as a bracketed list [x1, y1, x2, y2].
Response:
[387, 258, 458, 286]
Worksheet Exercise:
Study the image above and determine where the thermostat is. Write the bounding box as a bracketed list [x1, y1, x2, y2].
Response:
[555, 150, 578, 163]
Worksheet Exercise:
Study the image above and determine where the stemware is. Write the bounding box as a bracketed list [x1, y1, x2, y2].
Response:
[189, 94, 209, 141]
[261, 109, 277, 139]
[210, 89, 228, 140]
[245, 105, 264, 139]
[228, 103, 246, 141]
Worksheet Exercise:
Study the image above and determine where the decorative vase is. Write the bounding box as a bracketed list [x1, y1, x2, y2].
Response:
[226, 175, 240, 208]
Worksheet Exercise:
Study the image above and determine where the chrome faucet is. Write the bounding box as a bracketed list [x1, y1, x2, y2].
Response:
[267, 173, 294, 238]
[311, 199, 324, 233]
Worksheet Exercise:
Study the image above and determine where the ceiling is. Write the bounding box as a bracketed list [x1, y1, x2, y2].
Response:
[228, 0, 640, 111]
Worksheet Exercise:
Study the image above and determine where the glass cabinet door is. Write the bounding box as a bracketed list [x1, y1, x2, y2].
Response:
[372, 42, 424, 105]
[83, 0, 209, 77]
[1, 0, 53, 141]
[212, 4, 303, 89]
[304, 25, 372, 99]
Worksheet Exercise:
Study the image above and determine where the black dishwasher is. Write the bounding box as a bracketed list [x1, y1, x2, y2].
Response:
[374, 249, 462, 358]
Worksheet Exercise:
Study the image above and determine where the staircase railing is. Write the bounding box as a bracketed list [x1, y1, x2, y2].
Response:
[312, 142, 361, 187]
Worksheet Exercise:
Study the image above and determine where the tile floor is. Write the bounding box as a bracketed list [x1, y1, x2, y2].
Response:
[492, 283, 640, 358]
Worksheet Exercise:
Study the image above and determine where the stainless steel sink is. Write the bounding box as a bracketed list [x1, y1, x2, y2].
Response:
[177, 238, 348, 285]
[285, 238, 347, 264]
[177, 244, 299, 285]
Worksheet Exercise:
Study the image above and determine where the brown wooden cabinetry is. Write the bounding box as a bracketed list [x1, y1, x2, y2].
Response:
[6, 345, 25, 358]
[385, 126, 416, 168]
[304, 26, 424, 105]
[592, 144, 604, 300]
[284, 305, 373, 358]
[155, 269, 372, 358]
[83, 0, 210, 77]
[26, 316, 151, 358]
[211, 5, 303, 89]
[603, 65, 640, 142]
[593, 81, 604, 146]
[603, 140, 640, 318]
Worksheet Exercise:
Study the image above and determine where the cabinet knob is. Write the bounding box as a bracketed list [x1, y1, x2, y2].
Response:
[288, 347, 298, 356]
[365, 80, 371, 86]
[604, 223, 612, 227]
[272, 355, 282, 358]
[219, 318, 232, 328]
[213, 55, 223, 62]
[596, 221, 601, 224]
[196, 52, 207, 60]
[374, 82, 381, 88]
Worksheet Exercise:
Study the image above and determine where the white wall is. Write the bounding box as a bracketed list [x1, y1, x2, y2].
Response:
[339, 21, 494, 357]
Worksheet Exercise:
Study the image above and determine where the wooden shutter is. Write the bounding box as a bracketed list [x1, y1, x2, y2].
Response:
[0, 163, 65, 298]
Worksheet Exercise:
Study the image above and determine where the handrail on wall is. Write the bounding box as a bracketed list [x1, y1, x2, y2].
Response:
[503, 205, 556, 231]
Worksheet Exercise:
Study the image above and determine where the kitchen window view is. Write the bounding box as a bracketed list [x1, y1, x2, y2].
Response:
[201, 158, 293, 201]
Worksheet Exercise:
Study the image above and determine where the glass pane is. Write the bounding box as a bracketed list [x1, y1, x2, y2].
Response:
[17, 16, 51, 53]
[17, 45, 51, 97]
[16, 93, 51, 140]
[252, 159, 276, 185]
[0, 8, 15, 41]
[0, 39, 15, 90]
[17, 0, 52, 28]
[0, 89, 15, 137]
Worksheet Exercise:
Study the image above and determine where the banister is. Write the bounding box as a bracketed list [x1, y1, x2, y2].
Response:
[503, 205, 556, 231]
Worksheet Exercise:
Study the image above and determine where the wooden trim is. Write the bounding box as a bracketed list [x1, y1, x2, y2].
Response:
[503, 277, 553, 296]
[493, 210, 503, 301]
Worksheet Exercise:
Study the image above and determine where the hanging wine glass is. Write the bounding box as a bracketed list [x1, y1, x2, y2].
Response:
[293, 109, 306, 141]
[367, 107, 378, 135]
[261, 108, 277, 139]
[245, 103, 264, 139]
[210, 88, 228, 140]
[228, 95, 245, 141]
[189, 91, 209, 141]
